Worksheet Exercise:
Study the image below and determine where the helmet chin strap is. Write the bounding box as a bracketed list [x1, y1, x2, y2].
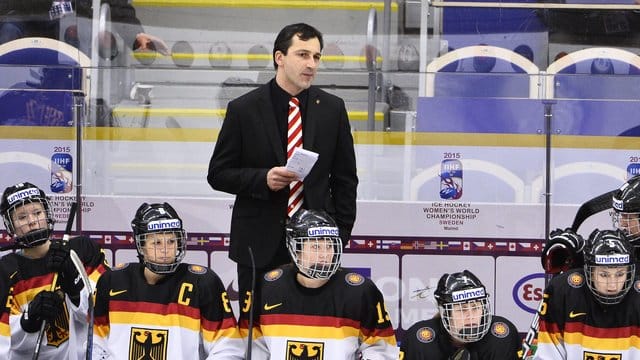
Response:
[15, 228, 51, 248]
[297, 263, 329, 279]
[458, 326, 481, 336]
[1, 226, 50, 251]
[452, 326, 484, 343]
[297, 269, 314, 279]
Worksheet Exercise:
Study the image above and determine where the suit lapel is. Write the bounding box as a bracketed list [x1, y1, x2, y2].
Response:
[257, 86, 286, 164]
[304, 87, 320, 152]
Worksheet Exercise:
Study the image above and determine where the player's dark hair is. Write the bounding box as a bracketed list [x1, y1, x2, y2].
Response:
[272, 23, 324, 69]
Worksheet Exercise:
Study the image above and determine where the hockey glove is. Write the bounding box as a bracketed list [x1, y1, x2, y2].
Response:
[46, 241, 83, 304]
[20, 291, 64, 333]
[541, 228, 585, 274]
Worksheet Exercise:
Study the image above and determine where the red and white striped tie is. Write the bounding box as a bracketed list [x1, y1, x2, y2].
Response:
[287, 97, 304, 217]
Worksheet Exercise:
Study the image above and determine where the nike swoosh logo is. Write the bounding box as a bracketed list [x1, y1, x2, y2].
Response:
[9, 271, 17, 279]
[569, 311, 586, 318]
[264, 303, 282, 311]
[109, 289, 127, 297]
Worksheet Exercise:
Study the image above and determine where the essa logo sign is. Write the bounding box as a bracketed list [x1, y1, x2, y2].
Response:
[512, 273, 545, 314]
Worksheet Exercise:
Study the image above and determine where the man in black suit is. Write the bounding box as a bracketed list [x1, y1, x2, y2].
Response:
[207, 23, 358, 307]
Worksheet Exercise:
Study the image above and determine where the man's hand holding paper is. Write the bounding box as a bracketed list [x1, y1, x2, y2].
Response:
[285, 147, 319, 180]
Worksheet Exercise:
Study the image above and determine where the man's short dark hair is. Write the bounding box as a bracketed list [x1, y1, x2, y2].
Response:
[272, 23, 324, 69]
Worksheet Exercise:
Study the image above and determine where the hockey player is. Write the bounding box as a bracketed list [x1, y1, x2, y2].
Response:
[0, 182, 108, 359]
[612, 174, 640, 244]
[534, 229, 640, 359]
[92, 202, 244, 359]
[400, 270, 520, 359]
[246, 209, 398, 359]
[542, 174, 640, 275]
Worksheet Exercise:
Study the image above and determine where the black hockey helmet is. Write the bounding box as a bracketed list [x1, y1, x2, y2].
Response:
[583, 229, 635, 305]
[433, 270, 492, 343]
[612, 175, 640, 243]
[0, 182, 54, 247]
[286, 209, 342, 280]
[131, 202, 186, 274]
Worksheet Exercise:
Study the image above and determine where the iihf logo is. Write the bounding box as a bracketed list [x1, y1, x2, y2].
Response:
[51, 153, 73, 194]
[628, 163, 640, 179]
[440, 159, 463, 200]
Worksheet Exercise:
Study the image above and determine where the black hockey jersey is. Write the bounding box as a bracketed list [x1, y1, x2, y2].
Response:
[246, 265, 398, 359]
[534, 270, 640, 359]
[399, 315, 520, 360]
[92, 262, 244, 359]
[0, 236, 108, 359]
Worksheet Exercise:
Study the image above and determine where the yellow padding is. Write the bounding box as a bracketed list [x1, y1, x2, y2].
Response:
[133, 0, 398, 11]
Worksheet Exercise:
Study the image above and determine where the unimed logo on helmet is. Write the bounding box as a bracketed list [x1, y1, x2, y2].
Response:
[595, 254, 629, 265]
[307, 226, 339, 237]
[613, 198, 624, 211]
[147, 219, 181, 231]
[452, 287, 485, 302]
[7, 189, 40, 205]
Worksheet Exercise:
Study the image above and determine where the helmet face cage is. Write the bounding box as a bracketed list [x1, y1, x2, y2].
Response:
[1, 183, 54, 247]
[131, 202, 187, 274]
[433, 270, 492, 343]
[584, 229, 636, 305]
[612, 176, 640, 243]
[611, 211, 640, 244]
[286, 209, 343, 280]
[438, 296, 492, 343]
[135, 229, 187, 274]
[287, 235, 342, 280]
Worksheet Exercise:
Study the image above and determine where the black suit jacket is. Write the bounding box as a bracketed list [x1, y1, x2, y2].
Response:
[207, 82, 358, 268]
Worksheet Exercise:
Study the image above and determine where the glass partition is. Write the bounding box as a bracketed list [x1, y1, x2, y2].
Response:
[1, 0, 639, 350]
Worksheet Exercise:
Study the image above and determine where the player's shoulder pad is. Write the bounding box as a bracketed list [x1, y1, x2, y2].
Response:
[0, 252, 19, 265]
[263, 268, 283, 282]
[565, 271, 585, 288]
[489, 317, 514, 339]
[343, 272, 366, 286]
[67, 235, 91, 246]
[68, 235, 100, 251]
[0, 252, 20, 274]
[187, 264, 208, 275]
[68, 235, 90, 242]
[112, 263, 130, 271]
[412, 325, 437, 344]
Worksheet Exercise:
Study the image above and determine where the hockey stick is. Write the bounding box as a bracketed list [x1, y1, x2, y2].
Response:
[246, 246, 255, 360]
[33, 201, 77, 360]
[68, 250, 94, 360]
[450, 348, 471, 360]
[519, 189, 615, 359]
[570, 190, 616, 232]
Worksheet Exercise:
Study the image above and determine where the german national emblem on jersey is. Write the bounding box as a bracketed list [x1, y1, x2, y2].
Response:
[129, 328, 168, 360]
[286, 340, 324, 360]
[416, 326, 435, 343]
[264, 268, 283, 281]
[188, 264, 207, 274]
[567, 272, 584, 288]
[491, 321, 510, 338]
[46, 303, 70, 347]
[345, 272, 364, 286]
[582, 351, 621, 360]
